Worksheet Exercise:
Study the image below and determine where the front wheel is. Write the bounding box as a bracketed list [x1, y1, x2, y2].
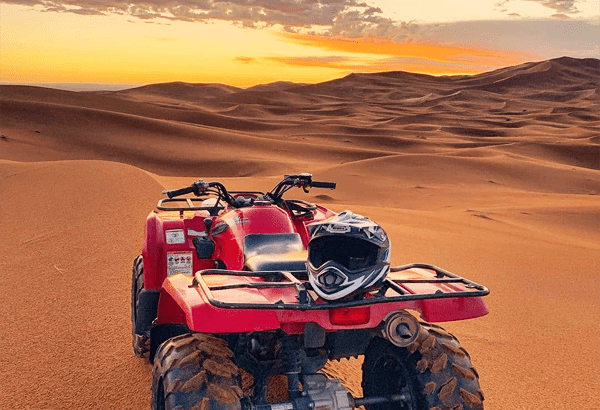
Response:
[362, 321, 484, 410]
[152, 333, 243, 410]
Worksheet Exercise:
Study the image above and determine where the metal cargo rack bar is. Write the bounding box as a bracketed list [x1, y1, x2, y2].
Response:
[192, 264, 489, 311]
[157, 197, 215, 211]
[157, 191, 264, 212]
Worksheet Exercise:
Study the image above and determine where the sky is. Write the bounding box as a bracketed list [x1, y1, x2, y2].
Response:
[1, 0, 598, 88]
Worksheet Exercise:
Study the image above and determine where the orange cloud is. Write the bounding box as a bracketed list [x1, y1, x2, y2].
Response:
[266, 56, 488, 76]
[234, 56, 256, 63]
[278, 33, 531, 69]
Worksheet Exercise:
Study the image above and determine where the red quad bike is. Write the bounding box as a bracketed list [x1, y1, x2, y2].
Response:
[131, 174, 489, 410]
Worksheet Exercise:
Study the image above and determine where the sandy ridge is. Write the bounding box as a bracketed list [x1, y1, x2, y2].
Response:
[0, 57, 598, 409]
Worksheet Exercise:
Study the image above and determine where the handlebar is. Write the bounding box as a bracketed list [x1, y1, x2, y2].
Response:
[310, 181, 336, 189]
[267, 174, 336, 203]
[165, 186, 195, 199]
[163, 173, 336, 209]
[164, 180, 209, 199]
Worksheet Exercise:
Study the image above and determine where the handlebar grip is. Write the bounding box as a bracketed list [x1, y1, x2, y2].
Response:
[165, 186, 195, 199]
[311, 181, 336, 189]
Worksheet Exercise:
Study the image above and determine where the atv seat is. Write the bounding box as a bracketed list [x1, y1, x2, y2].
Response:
[243, 233, 307, 272]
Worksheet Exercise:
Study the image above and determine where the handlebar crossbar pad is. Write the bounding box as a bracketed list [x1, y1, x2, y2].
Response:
[311, 181, 336, 189]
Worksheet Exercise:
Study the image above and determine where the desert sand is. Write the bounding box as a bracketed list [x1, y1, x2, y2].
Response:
[1, 57, 598, 409]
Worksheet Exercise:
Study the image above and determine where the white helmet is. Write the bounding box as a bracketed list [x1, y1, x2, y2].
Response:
[307, 211, 390, 301]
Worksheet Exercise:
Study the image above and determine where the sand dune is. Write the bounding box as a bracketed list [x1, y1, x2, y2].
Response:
[1, 57, 599, 409]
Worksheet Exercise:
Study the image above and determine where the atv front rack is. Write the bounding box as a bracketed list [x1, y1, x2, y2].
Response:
[157, 191, 264, 211]
[191, 264, 489, 311]
[157, 197, 220, 212]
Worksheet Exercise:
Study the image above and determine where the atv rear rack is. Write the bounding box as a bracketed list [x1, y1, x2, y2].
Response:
[191, 264, 489, 311]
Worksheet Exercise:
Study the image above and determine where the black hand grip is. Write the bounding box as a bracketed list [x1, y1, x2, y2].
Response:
[310, 181, 336, 189]
[165, 186, 195, 199]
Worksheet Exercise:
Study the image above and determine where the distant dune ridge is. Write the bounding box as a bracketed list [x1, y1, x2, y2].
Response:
[1, 57, 599, 410]
[1, 56, 598, 177]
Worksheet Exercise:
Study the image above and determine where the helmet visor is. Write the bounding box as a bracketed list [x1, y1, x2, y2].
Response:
[308, 236, 379, 271]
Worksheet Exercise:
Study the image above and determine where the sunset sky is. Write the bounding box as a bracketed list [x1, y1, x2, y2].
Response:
[1, 0, 598, 88]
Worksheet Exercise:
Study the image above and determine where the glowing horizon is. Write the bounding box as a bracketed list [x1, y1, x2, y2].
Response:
[1, 1, 597, 88]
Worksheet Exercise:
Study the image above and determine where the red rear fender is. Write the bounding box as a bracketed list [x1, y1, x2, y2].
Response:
[155, 273, 488, 334]
[155, 274, 283, 332]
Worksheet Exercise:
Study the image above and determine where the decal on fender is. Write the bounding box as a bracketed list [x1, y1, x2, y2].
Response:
[165, 229, 185, 244]
[167, 251, 193, 276]
[232, 216, 250, 225]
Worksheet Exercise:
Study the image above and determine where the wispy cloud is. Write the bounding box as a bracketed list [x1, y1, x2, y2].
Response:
[498, 0, 583, 16]
[265, 54, 495, 75]
[4, 0, 416, 39]
[278, 33, 530, 66]
[36, 2, 104, 16]
[234, 56, 256, 63]
[267, 55, 351, 69]
[532, 0, 580, 14]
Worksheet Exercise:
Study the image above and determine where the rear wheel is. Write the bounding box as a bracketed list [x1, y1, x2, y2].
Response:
[131, 255, 150, 358]
[152, 333, 243, 410]
[362, 321, 484, 410]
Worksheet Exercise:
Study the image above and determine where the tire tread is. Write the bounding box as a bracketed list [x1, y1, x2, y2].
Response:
[362, 320, 484, 410]
[152, 333, 242, 410]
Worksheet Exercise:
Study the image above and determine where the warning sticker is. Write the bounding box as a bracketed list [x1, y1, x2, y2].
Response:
[165, 229, 186, 244]
[167, 251, 193, 276]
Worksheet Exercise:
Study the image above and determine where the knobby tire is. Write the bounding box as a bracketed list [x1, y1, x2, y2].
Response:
[152, 333, 243, 410]
[362, 321, 484, 410]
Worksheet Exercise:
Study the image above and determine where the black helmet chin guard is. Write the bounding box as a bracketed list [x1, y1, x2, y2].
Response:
[307, 211, 390, 301]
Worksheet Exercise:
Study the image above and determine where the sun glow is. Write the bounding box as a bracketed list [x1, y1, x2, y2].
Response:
[1, 2, 591, 87]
